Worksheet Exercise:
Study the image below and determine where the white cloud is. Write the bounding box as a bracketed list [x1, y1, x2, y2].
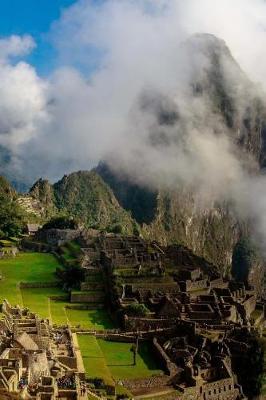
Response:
[51, 0, 266, 84]
[0, 61, 48, 150]
[0, 35, 35, 61]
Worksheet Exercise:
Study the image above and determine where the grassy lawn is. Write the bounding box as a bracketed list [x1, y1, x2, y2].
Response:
[50, 302, 114, 329]
[66, 308, 114, 330]
[50, 301, 70, 325]
[79, 335, 163, 383]
[21, 287, 64, 319]
[0, 252, 60, 305]
[98, 340, 163, 380]
[78, 335, 114, 385]
[0, 252, 115, 331]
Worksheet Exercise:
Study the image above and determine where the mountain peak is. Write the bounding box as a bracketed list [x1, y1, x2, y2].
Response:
[186, 33, 230, 54]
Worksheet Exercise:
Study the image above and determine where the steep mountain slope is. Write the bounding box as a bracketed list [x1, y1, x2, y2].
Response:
[141, 192, 243, 270]
[53, 171, 135, 233]
[184, 33, 266, 163]
[29, 178, 57, 219]
[96, 34, 266, 271]
[96, 164, 243, 271]
[19, 171, 135, 234]
[96, 162, 158, 224]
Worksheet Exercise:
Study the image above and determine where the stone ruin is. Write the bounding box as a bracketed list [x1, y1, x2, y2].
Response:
[77, 232, 265, 399]
[0, 300, 87, 400]
[19, 228, 265, 399]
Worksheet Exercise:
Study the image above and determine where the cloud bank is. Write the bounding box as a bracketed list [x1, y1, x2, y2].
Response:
[1, 0, 266, 180]
[1, 0, 266, 244]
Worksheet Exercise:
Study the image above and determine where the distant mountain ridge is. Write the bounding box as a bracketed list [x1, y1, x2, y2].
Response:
[24, 170, 136, 235]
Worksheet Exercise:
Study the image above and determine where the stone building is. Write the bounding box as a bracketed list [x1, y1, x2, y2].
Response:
[0, 301, 87, 400]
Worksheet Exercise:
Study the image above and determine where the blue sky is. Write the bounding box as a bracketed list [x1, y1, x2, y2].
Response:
[0, 0, 77, 75]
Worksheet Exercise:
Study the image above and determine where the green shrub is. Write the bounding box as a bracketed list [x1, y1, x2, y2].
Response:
[124, 303, 149, 317]
[42, 216, 79, 230]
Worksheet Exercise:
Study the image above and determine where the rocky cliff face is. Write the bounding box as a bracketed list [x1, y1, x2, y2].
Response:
[96, 164, 243, 272]
[142, 192, 243, 272]
[184, 34, 266, 164]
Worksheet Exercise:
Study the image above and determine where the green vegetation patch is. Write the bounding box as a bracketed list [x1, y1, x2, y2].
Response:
[78, 336, 163, 384]
[78, 335, 113, 385]
[0, 252, 115, 330]
[65, 309, 114, 330]
[98, 340, 163, 380]
[60, 240, 81, 262]
[21, 287, 63, 319]
[0, 252, 60, 305]
[50, 301, 70, 325]
[0, 239, 15, 247]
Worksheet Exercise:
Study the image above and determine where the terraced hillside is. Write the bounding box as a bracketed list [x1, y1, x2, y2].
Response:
[0, 252, 113, 329]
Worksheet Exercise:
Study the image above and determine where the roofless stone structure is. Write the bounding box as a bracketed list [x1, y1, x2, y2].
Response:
[0, 300, 87, 400]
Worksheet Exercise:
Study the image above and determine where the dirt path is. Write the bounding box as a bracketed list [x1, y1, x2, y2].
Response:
[72, 333, 86, 373]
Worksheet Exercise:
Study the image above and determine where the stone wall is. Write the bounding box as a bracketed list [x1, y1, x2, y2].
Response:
[22, 239, 53, 252]
[104, 334, 135, 343]
[184, 279, 208, 292]
[36, 229, 80, 246]
[210, 278, 225, 288]
[242, 294, 256, 317]
[0, 247, 18, 259]
[70, 292, 105, 303]
[20, 282, 59, 289]
[121, 375, 169, 392]
[0, 392, 20, 400]
[57, 356, 77, 370]
[153, 338, 179, 377]
[124, 315, 178, 331]
[180, 377, 239, 400]
[81, 282, 104, 291]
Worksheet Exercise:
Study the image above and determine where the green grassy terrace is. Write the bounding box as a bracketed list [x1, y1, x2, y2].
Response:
[0, 252, 113, 329]
[78, 334, 163, 383]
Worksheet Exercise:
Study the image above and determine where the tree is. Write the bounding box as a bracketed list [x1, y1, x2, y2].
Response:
[109, 223, 123, 234]
[0, 195, 25, 238]
[130, 344, 137, 366]
[56, 263, 85, 290]
[130, 335, 139, 366]
[124, 303, 149, 317]
[42, 216, 79, 230]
